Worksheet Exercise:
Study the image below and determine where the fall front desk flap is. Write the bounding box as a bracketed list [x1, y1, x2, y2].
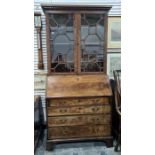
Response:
[46, 74, 112, 98]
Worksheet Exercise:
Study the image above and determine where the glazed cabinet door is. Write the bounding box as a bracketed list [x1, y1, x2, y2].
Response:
[80, 14, 105, 73]
[46, 13, 106, 74]
[48, 13, 75, 73]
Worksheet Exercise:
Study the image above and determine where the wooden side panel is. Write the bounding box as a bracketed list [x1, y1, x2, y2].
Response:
[48, 114, 111, 127]
[47, 105, 111, 116]
[48, 97, 109, 107]
[48, 125, 111, 139]
[46, 75, 112, 98]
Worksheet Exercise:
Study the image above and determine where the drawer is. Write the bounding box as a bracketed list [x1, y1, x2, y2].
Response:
[47, 105, 111, 116]
[48, 125, 111, 139]
[47, 97, 109, 107]
[48, 114, 111, 127]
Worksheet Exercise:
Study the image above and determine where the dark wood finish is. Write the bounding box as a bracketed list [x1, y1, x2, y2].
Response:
[46, 142, 53, 151]
[34, 12, 41, 16]
[41, 4, 112, 13]
[104, 138, 113, 147]
[34, 12, 44, 69]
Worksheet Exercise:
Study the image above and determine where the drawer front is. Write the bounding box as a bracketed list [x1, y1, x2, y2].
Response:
[47, 105, 111, 116]
[48, 114, 111, 127]
[48, 125, 111, 139]
[48, 97, 109, 107]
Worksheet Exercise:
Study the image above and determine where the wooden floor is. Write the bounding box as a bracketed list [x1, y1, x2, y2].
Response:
[35, 130, 121, 155]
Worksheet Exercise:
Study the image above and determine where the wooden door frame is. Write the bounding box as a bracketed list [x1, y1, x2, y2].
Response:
[42, 5, 111, 75]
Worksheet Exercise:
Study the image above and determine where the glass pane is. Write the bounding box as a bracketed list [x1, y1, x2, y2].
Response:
[111, 22, 121, 41]
[80, 14, 105, 72]
[49, 14, 74, 72]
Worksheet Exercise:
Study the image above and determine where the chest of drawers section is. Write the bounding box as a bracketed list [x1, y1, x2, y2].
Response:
[46, 97, 112, 149]
[45, 75, 113, 150]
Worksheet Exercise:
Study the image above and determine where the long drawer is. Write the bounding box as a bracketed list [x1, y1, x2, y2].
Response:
[47, 97, 109, 107]
[48, 114, 111, 127]
[48, 125, 111, 139]
[47, 104, 111, 116]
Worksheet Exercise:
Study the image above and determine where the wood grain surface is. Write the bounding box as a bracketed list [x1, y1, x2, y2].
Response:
[48, 114, 111, 127]
[47, 104, 111, 116]
[46, 75, 112, 98]
[47, 97, 109, 107]
[48, 125, 111, 139]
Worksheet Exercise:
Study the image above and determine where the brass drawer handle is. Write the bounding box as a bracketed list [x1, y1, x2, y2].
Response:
[60, 109, 67, 113]
[92, 118, 100, 122]
[96, 118, 100, 122]
[60, 119, 66, 123]
[92, 107, 99, 112]
[92, 108, 95, 111]
[63, 130, 69, 134]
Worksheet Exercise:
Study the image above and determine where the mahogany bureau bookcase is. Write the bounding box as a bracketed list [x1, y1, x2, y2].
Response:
[42, 4, 113, 150]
